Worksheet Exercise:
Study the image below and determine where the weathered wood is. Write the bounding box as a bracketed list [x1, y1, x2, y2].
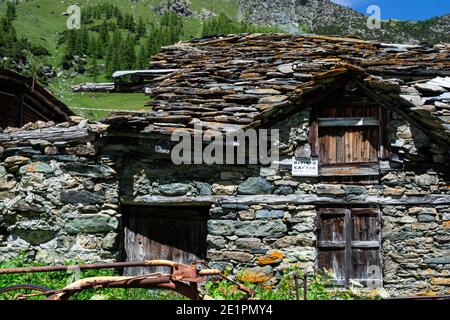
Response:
[71, 83, 115, 92]
[318, 241, 346, 248]
[351, 241, 380, 248]
[351, 207, 379, 215]
[318, 117, 380, 127]
[0, 126, 93, 143]
[317, 205, 381, 287]
[319, 207, 346, 215]
[123, 194, 450, 206]
[319, 163, 380, 176]
[344, 206, 352, 287]
[124, 206, 208, 276]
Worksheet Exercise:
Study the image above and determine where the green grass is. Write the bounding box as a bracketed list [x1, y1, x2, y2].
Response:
[63, 92, 149, 120]
[8, 0, 242, 67]
[2, 0, 283, 120]
[0, 255, 187, 300]
[2, 0, 244, 120]
[48, 72, 150, 119]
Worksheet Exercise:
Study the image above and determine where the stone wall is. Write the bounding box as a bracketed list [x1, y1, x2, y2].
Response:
[1, 111, 449, 296]
[207, 202, 316, 284]
[382, 204, 450, 296]
[109, 106, 450, 295]
[0, 118, 120, 263]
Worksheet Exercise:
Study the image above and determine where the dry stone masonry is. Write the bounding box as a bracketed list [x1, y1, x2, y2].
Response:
[0, 118, 119, 263]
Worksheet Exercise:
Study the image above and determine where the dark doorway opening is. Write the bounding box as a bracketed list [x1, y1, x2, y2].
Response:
[123, 205, 209, 275]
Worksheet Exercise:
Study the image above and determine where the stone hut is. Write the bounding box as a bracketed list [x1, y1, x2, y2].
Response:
[1, 34, 450, 296]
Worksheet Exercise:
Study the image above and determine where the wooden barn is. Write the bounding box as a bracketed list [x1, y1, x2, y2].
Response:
[0, 69, 73, 128]
[0, 34, 449, 296]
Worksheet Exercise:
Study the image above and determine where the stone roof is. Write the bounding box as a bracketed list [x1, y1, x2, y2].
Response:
[105, 33, 450, 147]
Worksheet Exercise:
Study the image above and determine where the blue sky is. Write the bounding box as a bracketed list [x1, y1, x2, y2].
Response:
[331, 0, 450, 21]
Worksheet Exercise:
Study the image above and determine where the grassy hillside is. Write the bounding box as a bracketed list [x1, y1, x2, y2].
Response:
[2, 0, 448, 120]
[1, 0, 245, 119]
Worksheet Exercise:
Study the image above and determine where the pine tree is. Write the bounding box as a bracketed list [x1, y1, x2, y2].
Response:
[105, 42, 113, 76]
[136, 17, 146, 38]
[6, 1, 17, 21]
[117, 12, 124, 28]
[121, 33, 136, 69]
[91, 56, 99, 82]
[66, 30, 78, 55]
[99, 20, 109, 44]
[136, 44, 147, 69]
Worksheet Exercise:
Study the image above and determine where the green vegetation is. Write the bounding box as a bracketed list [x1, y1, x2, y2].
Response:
[201, 13, 280, 37]
[0, 0, 281, 120]
[205, 266, 382, 300]
[0, 255, 186, 300]
[0, 1, 50, 77]
[0, 256, 383, 300]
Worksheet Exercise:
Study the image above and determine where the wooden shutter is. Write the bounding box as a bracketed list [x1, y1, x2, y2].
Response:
[123, 206, 208, 275]
[317, 206, 382, 287]
[314, 104, 381, 179]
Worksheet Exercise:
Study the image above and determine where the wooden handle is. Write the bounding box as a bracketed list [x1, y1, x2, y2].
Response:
[198, 269, 221, 276]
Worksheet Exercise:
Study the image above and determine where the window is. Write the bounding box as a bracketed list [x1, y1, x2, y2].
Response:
[310, 102, 387, 181]
[316, 206, 382, 287]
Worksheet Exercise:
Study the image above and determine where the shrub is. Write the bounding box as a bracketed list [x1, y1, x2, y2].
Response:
[205, 266, 382, 300]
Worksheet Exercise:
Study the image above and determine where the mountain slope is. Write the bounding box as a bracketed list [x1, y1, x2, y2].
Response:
[237, 0, 450, 43]
[1, 0, 448, 120]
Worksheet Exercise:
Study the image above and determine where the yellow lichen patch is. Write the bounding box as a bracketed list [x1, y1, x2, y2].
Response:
[239, 72, 262, 79]
[257, 251, 284, 266]
[442, 221, 450, 230]
[417, 290, 437, 297]
[431, 278, 450, 286]
[237, 270, 272, 284]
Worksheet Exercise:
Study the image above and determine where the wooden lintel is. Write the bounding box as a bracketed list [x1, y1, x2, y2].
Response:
[318, 117, 380, 127]
[351, 241, 380, 249]
[122, 194, 450, 206]
[14, 88, 25, 127]
[319, 163, 380, 176]
[318, 241, 346, 248]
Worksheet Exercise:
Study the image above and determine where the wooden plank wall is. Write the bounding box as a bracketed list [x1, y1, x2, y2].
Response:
[123, 205, 209, 275]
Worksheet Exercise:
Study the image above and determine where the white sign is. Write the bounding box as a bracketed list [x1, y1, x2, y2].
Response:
[292, 157, 319, 177]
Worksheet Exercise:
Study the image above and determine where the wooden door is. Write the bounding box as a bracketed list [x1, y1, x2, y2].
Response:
[317, 206, 382, 287]
[124, 206, 208, 275]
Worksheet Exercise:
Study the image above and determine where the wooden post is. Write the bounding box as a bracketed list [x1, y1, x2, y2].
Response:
[14, 87, 25, 128]
[293, 272, 300, 300]
[344, 207, 351, 288]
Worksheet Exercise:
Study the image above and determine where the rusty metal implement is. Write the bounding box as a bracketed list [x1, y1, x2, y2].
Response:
[0, 260, 221, 300]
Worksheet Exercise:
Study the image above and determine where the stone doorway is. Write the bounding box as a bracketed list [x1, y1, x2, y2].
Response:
[123, 205, 209, 275]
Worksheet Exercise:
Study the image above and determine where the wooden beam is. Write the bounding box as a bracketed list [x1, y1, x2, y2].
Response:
[344, 207, 351, 287]
[318, 207, 346, 215]
[318, 117, 380, 127]
[318, 241, 346, 248]
[350, 207, 379, 215]
[0, 126, 93, 143]
[122, 193, 450, 206]
[351, 241, 379, 249]
[319, 162, 379, 176]
[14, 89, 25, 127]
